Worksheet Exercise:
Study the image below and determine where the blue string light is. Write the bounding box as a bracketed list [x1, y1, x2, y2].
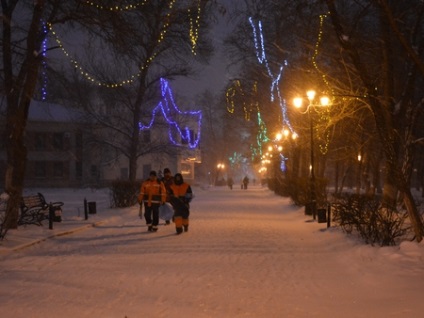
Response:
[249, 17, 297, 173]
[138, 78, 202, 149]
[279, 153, 288, 172]
[249, 17, 293, 133]
[41, 21, 48, 101]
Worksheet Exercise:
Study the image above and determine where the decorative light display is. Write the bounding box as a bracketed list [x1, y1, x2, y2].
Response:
[40, 21, 48, 101]
[279, 153, 287, 172]
[83, 0, 149, 11]
[46, 0, 204, 88]
[226, 80, 258, 121]
[312, 13, 332, 155]
[48, 22, 157, 87]
[84, 0, 201, 55]
[255, 111, 270, 157]
[138, 78, 202, 149]
[188, 0, 202, 55]
[248, 17, 293, 134]
[248, 17, 296, 171]
[228, 152, 242, 167]
[312, 14, 332, 93]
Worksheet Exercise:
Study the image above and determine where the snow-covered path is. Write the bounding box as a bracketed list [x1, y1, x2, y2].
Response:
[1, 186, 423, 317]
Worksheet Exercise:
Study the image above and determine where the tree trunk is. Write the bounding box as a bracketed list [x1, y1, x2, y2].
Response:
[3, 1, 45, 229]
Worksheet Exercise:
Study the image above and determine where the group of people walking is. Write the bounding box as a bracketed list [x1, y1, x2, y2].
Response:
[138, 168, 193, 235]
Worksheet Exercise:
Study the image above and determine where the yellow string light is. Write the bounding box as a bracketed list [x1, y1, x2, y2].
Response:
[226, 85, 236, 114]
[47, 0, 177, 88]
[188, 0, 201, 55]
[226, 80, 259, 121]
[83, 0, 149, 11]
[85, 0, 200, 56]
[312, 14, 333, 94]
[311, 13, 333, 155]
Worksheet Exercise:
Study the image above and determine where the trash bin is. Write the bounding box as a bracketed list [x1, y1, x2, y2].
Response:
[317, 208, 327, 223]
[51, 206, 62, 222]
[88, 201, 97, 214]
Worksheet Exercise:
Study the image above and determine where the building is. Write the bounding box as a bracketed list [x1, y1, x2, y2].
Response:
[0, 100, 201, 188]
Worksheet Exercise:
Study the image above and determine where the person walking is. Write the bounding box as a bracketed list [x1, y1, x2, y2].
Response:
[243, 176, 249, 190]
[169, 173, 193, 235]
[227, 176, 234, 190]
[138, 171, 166, 232]
[160, 168, 174, 225]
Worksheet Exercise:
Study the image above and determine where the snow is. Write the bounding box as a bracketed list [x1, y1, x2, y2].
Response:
[1, 185, 423, 317]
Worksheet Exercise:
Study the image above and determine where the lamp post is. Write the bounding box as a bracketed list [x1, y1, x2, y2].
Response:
[293, 90, 330, 220]
[215, 162, 225, 186]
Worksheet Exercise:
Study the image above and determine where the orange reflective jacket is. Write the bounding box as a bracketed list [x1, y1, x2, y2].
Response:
[169, 182, 192, 202]
[139, 180, 166, 206]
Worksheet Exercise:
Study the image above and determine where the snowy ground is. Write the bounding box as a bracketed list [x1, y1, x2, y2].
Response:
[1, 185, 423, 317]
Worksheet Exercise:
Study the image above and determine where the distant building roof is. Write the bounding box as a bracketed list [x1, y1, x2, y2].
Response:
[0, 98, 84, 123]
[28, 100, 83, 122]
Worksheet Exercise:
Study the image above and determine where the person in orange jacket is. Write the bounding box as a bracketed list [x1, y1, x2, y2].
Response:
[160, 168, 174, 225]
[169, 173, 193, 234]
[138, 171, 166, 232]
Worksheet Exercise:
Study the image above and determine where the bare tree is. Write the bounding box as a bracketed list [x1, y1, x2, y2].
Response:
[1, 1, 80, 228]
[323, 0, 424, 241]
[54, 1, 215, 182]
[0, 0, 216, 227]
[222, 0, 424, 241]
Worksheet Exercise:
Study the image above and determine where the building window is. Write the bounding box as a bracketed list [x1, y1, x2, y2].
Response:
[35, 133, 47, 150]
[75, 162, 82, 179]
[53, 162, 64, 177]
[90, 165, 98, 178]
[75, 132, 83, 150]
[34, 161, 46, 178]
[53, 133, 64, 150]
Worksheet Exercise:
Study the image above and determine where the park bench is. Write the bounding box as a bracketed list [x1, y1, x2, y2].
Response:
[19, 193, 63, 226]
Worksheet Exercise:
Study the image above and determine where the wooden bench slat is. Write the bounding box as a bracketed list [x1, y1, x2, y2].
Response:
[19, 193, 63, 226]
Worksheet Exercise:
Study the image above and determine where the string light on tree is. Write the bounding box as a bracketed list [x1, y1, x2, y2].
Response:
[83, 0, 149, 11]
[225, 80, 258, 121]
[311, 13, 333, 155]
[40, 21, 48, 101]
[188, 0, 202, 55]
[48, 23, 154, 87]
[248, 17, 293, 133]
[312, 14, 332, 93]
[84, 0, 201, 55]
[138, 78, 202, 149]
[47, 0, 178, 88]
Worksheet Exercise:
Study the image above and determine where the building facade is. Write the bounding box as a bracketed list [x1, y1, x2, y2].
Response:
[0, 101, 201, 188]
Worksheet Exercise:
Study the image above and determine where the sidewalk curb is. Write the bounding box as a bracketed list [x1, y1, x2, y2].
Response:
[0, 220, 105, 254]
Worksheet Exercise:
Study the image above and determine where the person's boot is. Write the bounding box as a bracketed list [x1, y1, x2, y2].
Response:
[183, 225, 188, 232]
[147, 225, 152, 232]
[176, 227, 183, 235]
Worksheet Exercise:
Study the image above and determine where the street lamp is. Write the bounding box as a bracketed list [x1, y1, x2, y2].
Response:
[215, 162, 225, 186]
[293, 90, 330, 220]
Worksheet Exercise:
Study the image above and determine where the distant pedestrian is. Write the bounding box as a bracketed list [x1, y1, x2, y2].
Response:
[227, 177, 234, 190]
[169, 173, 193, 235]
[243, 176, 249, 190]
[138, 171, 166, 232]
